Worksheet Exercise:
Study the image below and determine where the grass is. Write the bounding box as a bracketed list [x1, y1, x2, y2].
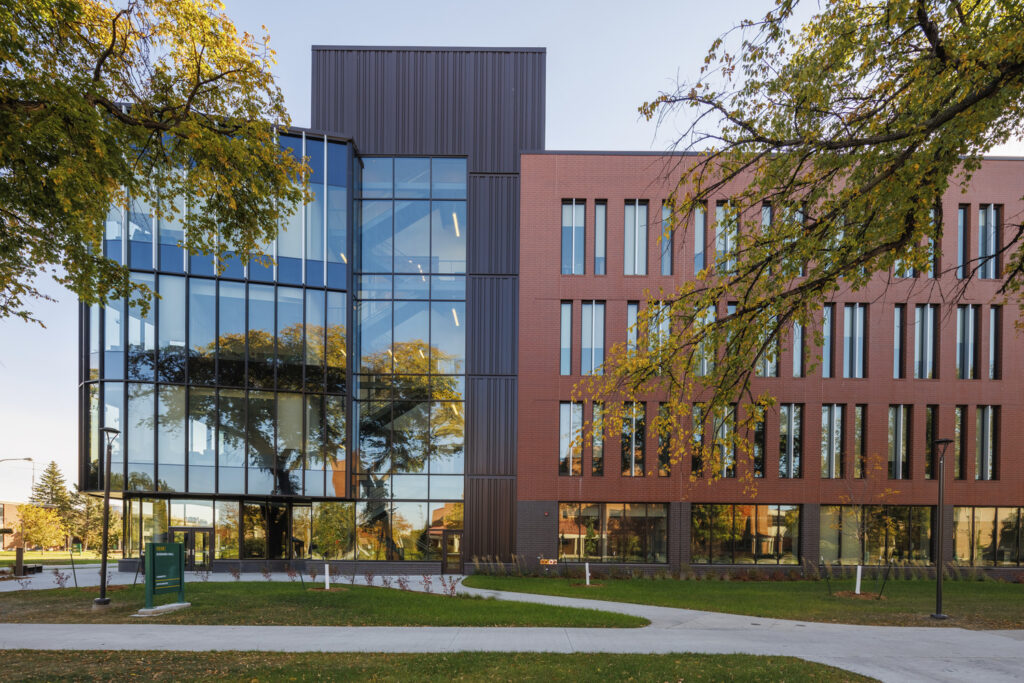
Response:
[0, 550, 113, 567]
[0, 651, 874, 682]
[463, 575, 1024, 629]
[0, 581, 646, 627]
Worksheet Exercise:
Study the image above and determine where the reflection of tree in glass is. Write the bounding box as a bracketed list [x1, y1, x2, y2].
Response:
[149, 323, 347, 494]
[311, 502, 355, 560]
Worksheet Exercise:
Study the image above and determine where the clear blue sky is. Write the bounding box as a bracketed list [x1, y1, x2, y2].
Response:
[0, 0, 1020, 501]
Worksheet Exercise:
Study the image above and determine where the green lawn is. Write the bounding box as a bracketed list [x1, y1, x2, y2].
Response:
[463, 575, 1024, 629]
[0, 651, 874, 682]
[0, 550, 113, 567]
[0, 581, 646, 627]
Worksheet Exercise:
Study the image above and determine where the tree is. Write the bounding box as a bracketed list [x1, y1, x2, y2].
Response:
[584, 0, 1024, 478]
[29, 460, 77, 548]
[1, 0, 305, 323]
[18, 504, 67, 549]
[75, 495, 107, 551]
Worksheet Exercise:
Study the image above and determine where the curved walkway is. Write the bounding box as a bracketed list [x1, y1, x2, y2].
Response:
[1, 572, 1022, 682]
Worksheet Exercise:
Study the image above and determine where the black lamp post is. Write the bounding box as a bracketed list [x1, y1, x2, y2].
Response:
[94, 427, 120, 607]
[932, 437, 954, 620]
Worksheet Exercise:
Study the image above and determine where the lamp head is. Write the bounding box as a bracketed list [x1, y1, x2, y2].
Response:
[100, 427, 120, 437]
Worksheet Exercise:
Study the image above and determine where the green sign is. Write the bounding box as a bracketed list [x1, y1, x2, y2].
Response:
[144, 542, 185, 609]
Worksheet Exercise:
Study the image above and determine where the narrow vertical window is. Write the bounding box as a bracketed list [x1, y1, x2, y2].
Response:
[792, 322, 804, 378]
[693, 203, 706, 274]
[658, 403, 671, 477]
[978, 204, 1000, 279]
[626, 301, 639, 351]
[624, 200, 648, 275]
[581, 301, 605, 375]
[691, 404, 705, 475]
[559, 402, 583, 476]
[957, 204, 969, 279]
[843, 303, 866, 378]
[713, 405, 736, 478]
[621, 401, 646, 477]
[695, 305, 715, 377]
[887, 405, 911, 480]
[752, 417, 765, 478]
[914, 304, 937, 379]
[893, 305, 905, 379]
[989, 306, 1001, 379]
[594, 201, 606, 275]
[592, 402, 604, 476]
[927, 207, 939, 278]
[925, 405, 937, 479]
[956, 304, 978, 379]
[660, 202, 673, 276]
[561, 199, 585, 275]
[715, 200, 735, 272]
[559, 302, 572, 375]
[821, 404, 843, 479]
[779, 404, 802, 478]
[954, 405, 965, 480]
[854, 405, 865, 479]
[755, 318, 779, 377]
[822, 304, 834, 378]
[975, 406, 997, 480]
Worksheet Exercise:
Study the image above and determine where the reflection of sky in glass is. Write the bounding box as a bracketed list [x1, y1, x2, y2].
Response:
[431, 302, 465, 373]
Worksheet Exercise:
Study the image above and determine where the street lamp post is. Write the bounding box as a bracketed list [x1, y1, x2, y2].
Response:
[94, 427, 120, 607]
[932, 437, 954, 620]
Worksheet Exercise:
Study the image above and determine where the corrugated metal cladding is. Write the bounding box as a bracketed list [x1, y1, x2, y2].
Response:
[466, 276, 517, 375]
[310, 47, 545, 172]
[464, 477, 516, 561]
[465, 377, 517, 476]
[468, 175, 519, 275]
[311, 47, 544, 563]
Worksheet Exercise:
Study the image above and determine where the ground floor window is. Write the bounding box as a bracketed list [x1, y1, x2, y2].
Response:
[123, 496, 462, 561]
[820, 505, 931, 565]
[558, 502, 667, 563]
[691, 504, 799, 565]
[954, 506, 1023, 566]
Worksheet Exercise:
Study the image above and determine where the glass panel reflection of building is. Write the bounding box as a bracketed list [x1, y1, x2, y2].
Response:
[84, 136, 466, 562]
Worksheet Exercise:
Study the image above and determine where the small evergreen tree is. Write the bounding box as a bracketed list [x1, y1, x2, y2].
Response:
[29, 461, 76, 548]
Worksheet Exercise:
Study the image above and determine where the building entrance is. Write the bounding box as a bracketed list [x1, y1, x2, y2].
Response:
[169, 527, 213, 570]
[441, 529, 463, 574]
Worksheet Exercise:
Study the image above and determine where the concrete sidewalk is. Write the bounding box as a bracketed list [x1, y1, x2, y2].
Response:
[1, 574, 1022, 683]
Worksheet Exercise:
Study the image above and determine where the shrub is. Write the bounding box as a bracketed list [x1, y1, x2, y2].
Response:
[229, 564, 242, 581]
[261, 565, 273, 582]
[52, 569, 69, 589]
[397, 575, 410, 591]
[421, 575, 433, 593]
[285, 565, 298, 582]
[364, 571, 376, 587]
[307, 565, 319, 583]
[380, 575, 393, 589]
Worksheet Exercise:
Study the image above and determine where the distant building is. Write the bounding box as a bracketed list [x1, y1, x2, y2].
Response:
[1, 502, 24, 550]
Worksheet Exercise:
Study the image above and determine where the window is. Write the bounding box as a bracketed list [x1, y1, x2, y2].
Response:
[842, 303, 866, 378]
[592, 402, 604, 476]
[691, 504, 800, 565]
[755, 319, 779, 377]
[660, 202, 673, 276]
[821, 506, 932, 566]
[580, 301, 605, 375]
[621, 401, 645, 477]
[658, 403, 671, 477]
[715, 200, 735, 272]
[822, 304, 834, 378]
[694, 203, 707, 274]
[561, 199, 585, 275]
[978, 204, 1000, 279]
[853, 405, 866, 479]
[821, 404, 843, 479]
[925, 405, 937, 479]
[888, 405, 911, 479]
[753, 417, 766, 478]
[927, 208, 940, 278]
[626, 301, 639, 351]
[559, 402, 583, 476]
[956, 204, 969, 279]
[956, 304, 979, 379]
[792, 322, 804, 377]
[953, 506, 1024, 567]
[893, 305, 905, 379]
[594, 201, 607, 275]
[691, 404, 705, 475]
[954, 405, 966, 480]
[976, 406, 998, 481]
[712, 405, 736, 478]
[558, 502, 668, 563]
[989, 306, 1001, 379]
[779, 404, 802, 478]
[559, 302, 572, 375]
[695, 305, 715, 377]
[914, 304, 938, 379]
[624, 199, 648, 275]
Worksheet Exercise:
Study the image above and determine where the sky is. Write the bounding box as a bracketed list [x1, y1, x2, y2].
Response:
[0, 0, 1020, 501]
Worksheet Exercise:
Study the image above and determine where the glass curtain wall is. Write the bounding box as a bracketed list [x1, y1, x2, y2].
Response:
[353, 156, 466, 560]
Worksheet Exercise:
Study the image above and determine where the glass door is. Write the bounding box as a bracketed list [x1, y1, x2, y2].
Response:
[170, 527, 213, 570]
[441, 529, 463, 574]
